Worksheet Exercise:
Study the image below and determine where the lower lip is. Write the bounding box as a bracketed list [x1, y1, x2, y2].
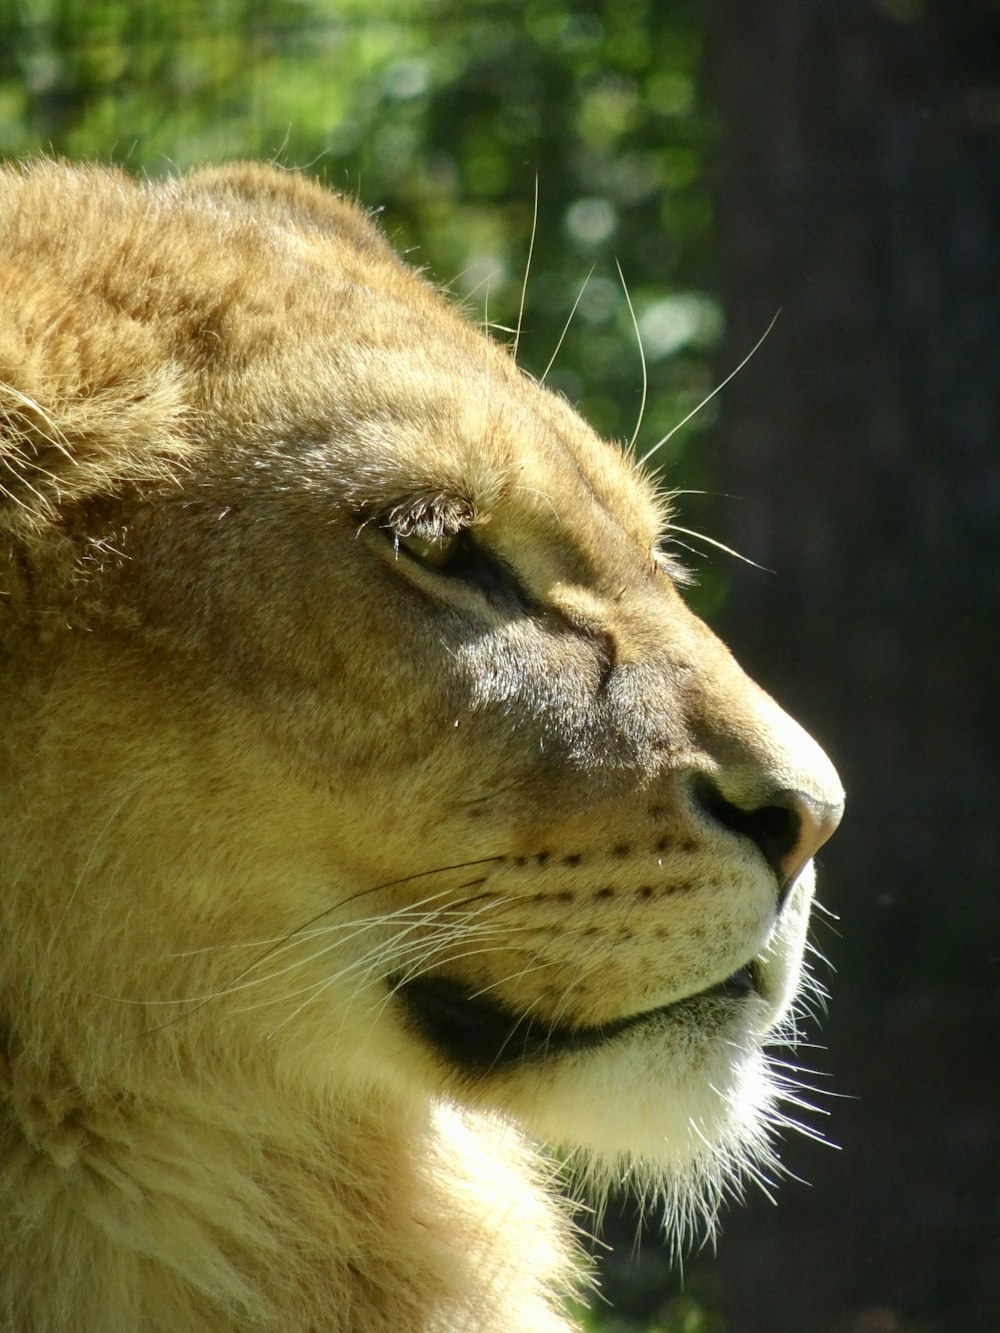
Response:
[395, 964, 759, 1076]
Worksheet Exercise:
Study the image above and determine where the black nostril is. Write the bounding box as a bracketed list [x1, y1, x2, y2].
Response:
[692, 775, 843, 907]
[693, 776, 802, 885]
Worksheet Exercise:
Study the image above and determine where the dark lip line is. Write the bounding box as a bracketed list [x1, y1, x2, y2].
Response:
[394, 963, 759, 1077]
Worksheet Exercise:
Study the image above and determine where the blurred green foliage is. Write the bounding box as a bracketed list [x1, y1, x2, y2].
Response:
[572, 1272, 730, 1332]
[0, 0, 728, 1323]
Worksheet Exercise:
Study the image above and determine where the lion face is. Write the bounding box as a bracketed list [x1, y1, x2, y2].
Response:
[0, 163, 842, 1223]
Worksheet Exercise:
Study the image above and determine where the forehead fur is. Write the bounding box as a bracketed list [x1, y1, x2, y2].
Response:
[0, 160, 664, 553]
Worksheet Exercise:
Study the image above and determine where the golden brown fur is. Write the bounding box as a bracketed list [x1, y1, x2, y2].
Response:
[0, 161, 843, 1331]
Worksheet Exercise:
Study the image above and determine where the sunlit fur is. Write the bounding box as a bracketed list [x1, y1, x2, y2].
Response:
[0, 162, 843, 1331]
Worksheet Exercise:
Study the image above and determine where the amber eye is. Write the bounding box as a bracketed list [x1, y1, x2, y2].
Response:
[394, 530, 461, 569]
[384, 525, 530, 606]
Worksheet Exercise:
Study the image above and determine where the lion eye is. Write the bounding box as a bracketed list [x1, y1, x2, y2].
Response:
[387, 525, 529, 605]
[395, 531, 460, 569]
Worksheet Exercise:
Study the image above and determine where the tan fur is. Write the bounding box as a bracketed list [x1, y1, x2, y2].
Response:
[0, 162, 843, 1331]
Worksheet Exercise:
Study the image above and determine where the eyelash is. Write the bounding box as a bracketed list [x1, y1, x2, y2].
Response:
[374, 510, 691, 604]
[653, 546, 695, 587]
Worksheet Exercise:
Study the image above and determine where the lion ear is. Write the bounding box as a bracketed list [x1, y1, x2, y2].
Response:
[0, 253, 189, 533]
[180, 163, 399, 261]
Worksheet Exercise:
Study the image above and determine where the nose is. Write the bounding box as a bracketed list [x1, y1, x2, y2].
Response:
[693, 777, 844, 908]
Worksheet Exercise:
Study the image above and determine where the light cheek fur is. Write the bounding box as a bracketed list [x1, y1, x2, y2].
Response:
[0, 162, 842, 1332]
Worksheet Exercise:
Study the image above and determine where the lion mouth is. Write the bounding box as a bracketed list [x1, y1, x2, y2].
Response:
[394, 964, 760, 1076]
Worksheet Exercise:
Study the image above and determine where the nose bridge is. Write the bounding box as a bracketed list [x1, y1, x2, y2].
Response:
[564, 579, 844, 848]
[647, 597, 844, 893]
[650, 595, 840, 805]
[706, 668, 844, 813]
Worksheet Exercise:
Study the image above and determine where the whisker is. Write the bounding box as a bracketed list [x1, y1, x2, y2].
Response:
[138, 893, 519, 1008]
[658, 536, 707, 564]
[615, 258, 647, 453]
[117, 860, 509, 1036]
[766, 1057, 833, 1079]
[387, 935, 535, 998]
[240, 922, 522, 1022]
[511, 482, 562, 526]
[638, 310, 780, 468]
[322, 936, 536, 1044]
[461, 267, 503, 304]
[770, 1112, 835, 1148]
[225, 897, 528, 1032]
[810, 898, 841, 922]
[511, 173, 539, 364]
[539, 265, 594, 385]
[215, 855, 507, 989]
[295, 892, 527, 1001]
[769, 1083, 831, 1116]
[664, 523, 773, 573]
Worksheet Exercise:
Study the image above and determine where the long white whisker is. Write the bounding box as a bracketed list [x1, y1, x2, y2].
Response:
[239, 923, 522, 1021]
[238, 896, 527, 1033]
[208, 857, 505, 988]
[512, 173, 539, 364]
[665, 523, 774, 573]
[770, 1085, 831, 1116]
[767, 1057, 834, 1079]
[771, 1113, 836, 1147]
[616, 258, 647, 453]
[810, 898, 841, 922]
[111, 893, 516, 1008]
[353, 920, 526, 998]
[289, 936, 532, 1044]
[387, 934, 534, 996]
[224, 885, 490, 978]
[461, 267, 503, 305]
[168, 884, 471, 958]
[638, 310, 780, 467]
[511, 482, 562, 525]
[249, 897, 520, 1000]
[540, 266, 594, 385]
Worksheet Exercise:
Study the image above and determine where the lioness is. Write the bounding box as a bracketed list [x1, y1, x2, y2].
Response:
[0, 162, 842, 1332]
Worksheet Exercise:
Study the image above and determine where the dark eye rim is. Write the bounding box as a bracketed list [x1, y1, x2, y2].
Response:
[375, 522, 532, 608]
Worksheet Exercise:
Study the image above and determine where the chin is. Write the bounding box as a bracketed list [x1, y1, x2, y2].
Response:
[396, 867, 821, 1244]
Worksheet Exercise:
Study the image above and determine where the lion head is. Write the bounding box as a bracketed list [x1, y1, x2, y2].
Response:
[0, 161, 842, 1329]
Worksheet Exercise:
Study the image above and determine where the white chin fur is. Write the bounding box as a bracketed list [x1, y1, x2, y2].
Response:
[503, 1003, 784, 1246]
[486, 871, 820, 1239]
[510, 865, 816, 1163]
[508, 999, 776, 1167]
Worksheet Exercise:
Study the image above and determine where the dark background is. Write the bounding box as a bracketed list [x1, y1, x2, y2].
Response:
[711, 5, 1000, 1331]
[1, 1, 997, 1329]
